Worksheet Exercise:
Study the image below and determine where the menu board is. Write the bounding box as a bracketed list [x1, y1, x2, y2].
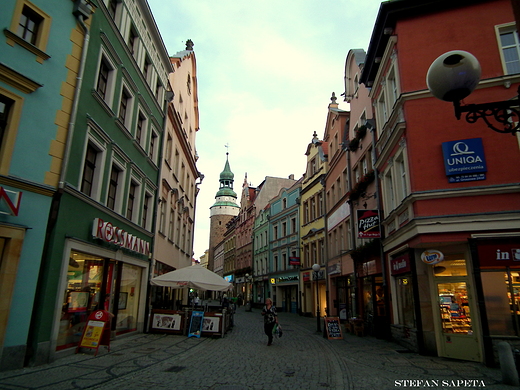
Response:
[324, 317, 343, 340]
[188, 311, 204, 338]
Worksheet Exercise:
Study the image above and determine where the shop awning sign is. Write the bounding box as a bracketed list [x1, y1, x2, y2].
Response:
[92, 218, 150, 255]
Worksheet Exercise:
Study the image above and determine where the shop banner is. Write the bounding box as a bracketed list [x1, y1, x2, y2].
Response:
[357, 209, 381, 238]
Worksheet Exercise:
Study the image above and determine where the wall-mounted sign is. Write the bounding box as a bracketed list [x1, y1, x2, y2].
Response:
[476, 239, 520, 268]
[357, 209, 381, 238]
[442, 138, 487, 183]
[390, 254, 411, 275]
[92, 218, 150, 255]
[0, 186, 22, 216]
[421, 249, 444, 265]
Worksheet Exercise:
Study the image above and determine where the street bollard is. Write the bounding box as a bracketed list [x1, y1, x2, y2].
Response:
[497, 341, 520, 386]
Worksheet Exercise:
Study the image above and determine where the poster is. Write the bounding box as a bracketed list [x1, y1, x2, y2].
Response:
[79, 320, 105, 347]
[152, 313, 182, 330]
[188, 311, 204, 338]
[202, 316, 220, 332]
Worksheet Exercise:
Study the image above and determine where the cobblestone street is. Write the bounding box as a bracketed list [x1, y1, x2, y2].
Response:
[0, 307, 513, 390]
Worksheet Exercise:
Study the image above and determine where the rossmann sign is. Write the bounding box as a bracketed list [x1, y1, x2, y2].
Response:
[442, 138, 487, 183]
[92, 218, 150, 255]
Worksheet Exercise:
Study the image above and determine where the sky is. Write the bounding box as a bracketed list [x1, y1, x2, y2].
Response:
[147, 0, 384, 260]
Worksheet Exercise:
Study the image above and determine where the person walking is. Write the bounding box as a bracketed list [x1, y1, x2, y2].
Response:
[261, 298, 278, 346]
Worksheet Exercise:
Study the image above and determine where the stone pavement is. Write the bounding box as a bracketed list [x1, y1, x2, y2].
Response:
[0, 306, 515, 390]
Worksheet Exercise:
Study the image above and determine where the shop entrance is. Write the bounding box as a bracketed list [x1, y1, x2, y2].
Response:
[436, 280, 481, 361]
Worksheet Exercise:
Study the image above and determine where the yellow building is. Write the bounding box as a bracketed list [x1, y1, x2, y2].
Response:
[300, 131, 328, 317]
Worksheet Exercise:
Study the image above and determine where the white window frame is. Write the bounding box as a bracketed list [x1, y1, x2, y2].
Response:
[80, 133, 106, 202]
[106, 158, 126, 214]
[496, 22, 520, 75]
[95, 50, 117, 109]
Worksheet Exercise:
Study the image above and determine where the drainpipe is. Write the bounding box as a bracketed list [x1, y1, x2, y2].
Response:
[59, 1, 92, 189]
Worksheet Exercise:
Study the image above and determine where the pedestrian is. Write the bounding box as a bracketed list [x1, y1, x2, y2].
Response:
[261, 298, 278, 346]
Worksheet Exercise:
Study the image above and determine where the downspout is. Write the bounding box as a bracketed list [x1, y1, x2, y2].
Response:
[60, 3, 92, 189]
[345, 143, 357, 318]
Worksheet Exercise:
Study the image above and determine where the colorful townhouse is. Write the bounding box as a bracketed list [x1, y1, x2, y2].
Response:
[268, 179, 302, 313]
[0, 0, 89, 370]
[360, 0, 520, 363]
[151, 40, 202, 310]
[27, 0, 172, 365]
[300, 128, 329, 318]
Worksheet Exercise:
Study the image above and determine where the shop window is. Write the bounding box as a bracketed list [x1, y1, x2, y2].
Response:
[396, 276, 415, 328]
[116, 263, 141, 334]
[481, 270, 520, 336]
[57, 252, 105, 350]
[437, 282, 472, 334]
[432, 258, 468, 277]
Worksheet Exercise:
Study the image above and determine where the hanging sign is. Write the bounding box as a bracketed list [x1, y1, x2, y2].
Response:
[357, 210, 381, 238]
[421, 249, 444, 265]
[188, 311, 204, 338]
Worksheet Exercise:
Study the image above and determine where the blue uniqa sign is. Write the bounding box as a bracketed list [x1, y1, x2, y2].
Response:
[442, 138, 487, 183]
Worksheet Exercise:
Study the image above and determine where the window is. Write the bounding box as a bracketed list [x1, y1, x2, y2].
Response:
[149, 130, 158, 163]
[158, 200, 166, 234]
[274, 226, 278, 240]
[498, 25, 520, 75]
[0, 95, 14, 153]
[387, 67, 398, 108]
[126, 182, 137, 220]
[119, 88, 130, 125]
[107, 0, 118, 20]
[136, 113, 145, 144]
[282, 222, 287, 237]
[144, 57, 153, 85]
[7, 1, 51, 62]
[97, 59, 110, 100]
[310, 197, 316, 220]
[128, 26, 138, 57]
[291, 218, 296, 234]
[168, 208, 174, 241]
[383, 169, 395, 212]
[396, 154, 408, 203]
[165, 134, 173, 165]
[107, 164, 121, 211]
[378, 93, 387, 126]
[282, 198, 287, 209]
[142, 193, 151, 229]
[303, 201, 309, 224]
[96, 55, 116, 106]
[17, 5, 42, 45]
[81, 143, 98, 197]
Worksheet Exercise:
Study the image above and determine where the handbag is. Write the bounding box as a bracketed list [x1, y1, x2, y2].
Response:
[277, 324, 283, 338]
[272, 323, 278, 335]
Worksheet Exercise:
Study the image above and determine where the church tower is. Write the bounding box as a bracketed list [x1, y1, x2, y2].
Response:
[208, 153, 239, 271]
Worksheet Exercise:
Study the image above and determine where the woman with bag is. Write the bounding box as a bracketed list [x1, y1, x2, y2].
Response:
[261, 298, 278, 346]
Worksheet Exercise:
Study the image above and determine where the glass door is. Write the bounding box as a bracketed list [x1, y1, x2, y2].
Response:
[436, 280, 481, 361]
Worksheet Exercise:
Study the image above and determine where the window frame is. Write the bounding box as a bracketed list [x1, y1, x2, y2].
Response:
[6, 0, 51, 63]
[0, 89, 22, 176]
[95, 51, 117, 109]
[496, 22, 520, 75]
[80, 136, 106, 201]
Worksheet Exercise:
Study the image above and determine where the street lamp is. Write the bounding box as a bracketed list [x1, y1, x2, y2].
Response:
[312, 263, 321, 333]
[426, 50, 520, 135]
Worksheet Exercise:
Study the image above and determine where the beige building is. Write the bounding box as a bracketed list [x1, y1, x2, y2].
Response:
[151, 40, 201, 306]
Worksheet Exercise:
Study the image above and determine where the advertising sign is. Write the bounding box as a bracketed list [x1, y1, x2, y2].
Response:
[442, 138, 487, 183]
[357, 209, 381, 238]
[421, 249, 444, 265]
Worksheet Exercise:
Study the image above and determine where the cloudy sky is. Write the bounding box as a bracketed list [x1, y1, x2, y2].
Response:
[147, 0, 384, 259]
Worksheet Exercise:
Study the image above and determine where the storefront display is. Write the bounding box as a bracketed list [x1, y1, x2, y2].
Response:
[437, 282, 472, 334]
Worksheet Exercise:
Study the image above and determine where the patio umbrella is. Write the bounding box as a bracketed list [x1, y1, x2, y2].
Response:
[150, 264, 232, 291]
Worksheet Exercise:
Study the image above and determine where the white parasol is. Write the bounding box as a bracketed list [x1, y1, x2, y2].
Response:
[150, 264, 232, 291]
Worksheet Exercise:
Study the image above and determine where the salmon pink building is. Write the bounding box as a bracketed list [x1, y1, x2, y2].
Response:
[360, 0, 520, 364]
